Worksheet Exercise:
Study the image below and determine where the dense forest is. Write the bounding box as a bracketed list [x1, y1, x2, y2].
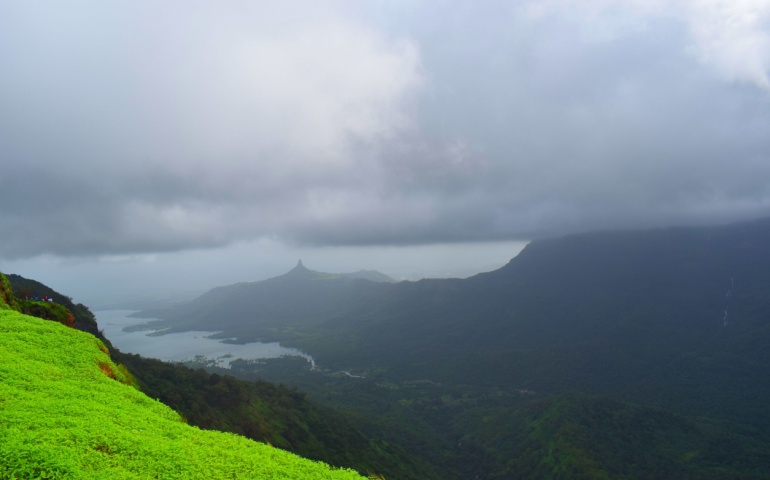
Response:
[115, 352, 436, 478]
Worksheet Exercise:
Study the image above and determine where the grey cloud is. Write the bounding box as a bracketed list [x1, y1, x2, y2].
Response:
[2, 1, 770, 260]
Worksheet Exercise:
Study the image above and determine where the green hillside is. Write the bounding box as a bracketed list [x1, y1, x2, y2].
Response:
[468, 395, 770, 480]
[0, 307, 366, 479]
[113, 351, 437, 479]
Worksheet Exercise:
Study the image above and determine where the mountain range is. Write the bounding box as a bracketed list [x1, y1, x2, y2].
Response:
[6, 217, 770, 478]
[132, 217, 770, 478]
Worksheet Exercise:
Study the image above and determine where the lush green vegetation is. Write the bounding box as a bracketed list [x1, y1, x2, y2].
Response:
[7, 273, 101, 336]
[0, 273, 18, 310]
[0, 308, 366, 479]
[16, 299, 75, 328]
[217, 355, 770, 479]
[115, 352, 438, 479]
[469, 395, 770, 480]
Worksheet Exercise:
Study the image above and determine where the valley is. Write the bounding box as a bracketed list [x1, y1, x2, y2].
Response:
[124, 217, 770, 478]
[5, 217, 770, 478]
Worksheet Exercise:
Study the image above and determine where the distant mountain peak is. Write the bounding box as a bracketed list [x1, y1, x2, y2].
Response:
[277, 261, 394, 283]
[284, 259, 313, 277]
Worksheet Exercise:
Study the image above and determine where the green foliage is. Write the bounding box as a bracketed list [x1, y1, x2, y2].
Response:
[470, 395, 770, 480]
[0, 310, 366, 479]
[0, 273, 19, 311]
[245, 353, 770, 479]
[115, 352, 434, 479]
[17, 299, 75, 328]
[6, 273, 101, 336]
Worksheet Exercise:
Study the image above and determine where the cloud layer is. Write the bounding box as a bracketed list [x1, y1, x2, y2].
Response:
[2, 0, 770, 259]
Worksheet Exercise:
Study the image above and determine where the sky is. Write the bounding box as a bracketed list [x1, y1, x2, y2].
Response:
[2, 0, 770, 305]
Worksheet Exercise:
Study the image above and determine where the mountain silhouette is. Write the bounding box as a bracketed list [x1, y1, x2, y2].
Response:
[137, 217, 770, 427]
[122, 218, 770, 478]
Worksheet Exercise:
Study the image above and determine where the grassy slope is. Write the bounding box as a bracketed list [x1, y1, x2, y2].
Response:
[0, 310, 366, 480]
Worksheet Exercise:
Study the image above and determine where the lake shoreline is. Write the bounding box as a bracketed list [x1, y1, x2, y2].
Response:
[96, 309, 316, 369]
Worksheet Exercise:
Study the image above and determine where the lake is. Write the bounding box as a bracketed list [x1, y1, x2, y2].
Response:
[95, 310, 315, 368]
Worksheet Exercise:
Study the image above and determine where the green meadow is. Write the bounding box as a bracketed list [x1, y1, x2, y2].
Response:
[0, 309, 367, 480]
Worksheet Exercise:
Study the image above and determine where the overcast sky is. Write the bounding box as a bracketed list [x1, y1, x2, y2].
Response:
[2, 1, 770, 305]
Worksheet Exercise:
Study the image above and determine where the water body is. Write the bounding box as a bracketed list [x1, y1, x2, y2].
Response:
[96, 310, 315, 369]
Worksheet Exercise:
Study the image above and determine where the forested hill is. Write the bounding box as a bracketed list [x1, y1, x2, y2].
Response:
[318, 217, 770, 425]
[132, 260, 396, 340]
[137, 217, 770, 426]
[349, 217, 770, 362]
[142, 221, 770, 388]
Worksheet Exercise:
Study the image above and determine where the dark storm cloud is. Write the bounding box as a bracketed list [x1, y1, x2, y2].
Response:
[2, 0, 770, 259]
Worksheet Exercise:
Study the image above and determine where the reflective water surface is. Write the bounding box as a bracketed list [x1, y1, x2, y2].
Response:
[96, 309, 315, 368]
